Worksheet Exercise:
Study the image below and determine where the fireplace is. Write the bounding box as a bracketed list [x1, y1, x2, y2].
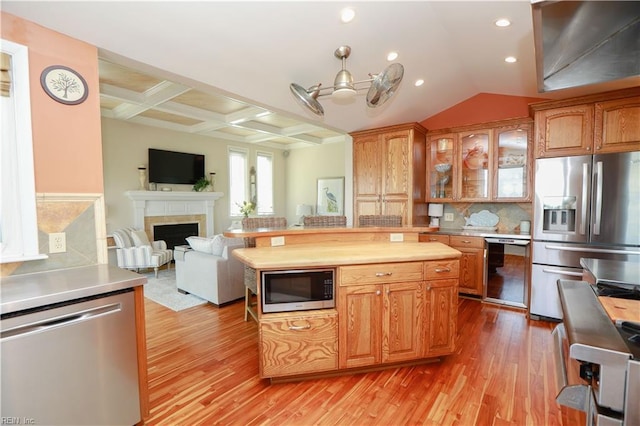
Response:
[153, 223, 199, 250]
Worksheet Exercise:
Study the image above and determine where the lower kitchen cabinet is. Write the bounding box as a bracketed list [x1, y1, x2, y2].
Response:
[425, 278, 458, 356]
[260, 310, 338, 378]
[338, 281, 423, 368]
[449, 236, 485, 296]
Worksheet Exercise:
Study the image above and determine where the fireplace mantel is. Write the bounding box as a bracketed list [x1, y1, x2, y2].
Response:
[125, 191, 223, 236]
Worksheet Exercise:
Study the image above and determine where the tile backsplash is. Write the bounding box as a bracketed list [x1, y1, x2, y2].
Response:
[439, 202, 532, 233]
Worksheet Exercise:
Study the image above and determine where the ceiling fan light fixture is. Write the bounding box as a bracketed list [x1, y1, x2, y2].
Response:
[290, 45, 404, 115]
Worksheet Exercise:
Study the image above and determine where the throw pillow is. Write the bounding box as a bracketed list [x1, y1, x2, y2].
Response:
[131, 230, 151, 247]
[210, 235, 225, 256]
[186, 236, 214, 254]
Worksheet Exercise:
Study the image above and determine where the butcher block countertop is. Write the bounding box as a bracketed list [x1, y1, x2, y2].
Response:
[599, 297, 640, 323]
[232, 241, 461, 270]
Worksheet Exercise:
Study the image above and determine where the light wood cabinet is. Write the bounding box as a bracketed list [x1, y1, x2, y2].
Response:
[449, 236, 484, 296]
[425, 278, 458, 356]
[260, 310, 338, 378]
[427, 119, 532, 202]
[352, 123, 428, 225]
[532, 89, 640, 158]
[419, 233, 450, 244]
[338, 262, 424, 369]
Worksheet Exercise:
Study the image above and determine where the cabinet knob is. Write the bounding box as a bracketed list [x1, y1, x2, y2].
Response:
[435, 267, 451, 273]
[376, 290, 381, 296]
[375, 272, 393, 277]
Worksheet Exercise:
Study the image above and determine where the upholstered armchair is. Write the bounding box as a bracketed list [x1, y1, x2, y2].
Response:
[303, 215, 347, 227]
[358, 215, 403, 227]
[241, 217, 287, 322]
[112, 227, 173, 277]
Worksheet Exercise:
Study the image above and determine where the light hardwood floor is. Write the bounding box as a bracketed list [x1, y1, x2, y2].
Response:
[143, 295, 581, 425]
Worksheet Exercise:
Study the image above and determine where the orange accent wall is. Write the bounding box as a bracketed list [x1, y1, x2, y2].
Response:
[1, 12, 103, 193]
[420, 93, 549, 131]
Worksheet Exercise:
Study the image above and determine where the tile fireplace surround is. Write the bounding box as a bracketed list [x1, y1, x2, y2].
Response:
[125, 191, 223, 238]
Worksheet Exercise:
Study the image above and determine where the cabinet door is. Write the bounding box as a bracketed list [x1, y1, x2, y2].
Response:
[454, 247, 484, 296]
[535, 105, 594, 158]
[381, 130, 411, 198]
[425, 279, 458, 356]
[428, 134, 456, 201]
[458, 130, 492, 200]
[383, 281, 423, 363]
[338, 284, 382, 369]
[260, 312, 338, 378]
[353, 135, 382, 199]
[494, 124, 532, 201]
[594, 97, 640, 153]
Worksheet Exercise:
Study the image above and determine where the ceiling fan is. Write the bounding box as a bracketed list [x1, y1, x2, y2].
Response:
[290, 45, 404, 117]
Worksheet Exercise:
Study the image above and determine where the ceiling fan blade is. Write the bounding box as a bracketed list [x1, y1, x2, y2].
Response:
[366, 63, 404, 108]
[290, 83, 324, 116]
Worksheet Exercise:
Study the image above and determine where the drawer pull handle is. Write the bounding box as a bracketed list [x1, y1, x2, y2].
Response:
[435, 267, 451, 273]
[462, 240, 471, 244]
[288, 325, 311, 331]
[375, 272, 393, 277]
[429, 238, 438, 241]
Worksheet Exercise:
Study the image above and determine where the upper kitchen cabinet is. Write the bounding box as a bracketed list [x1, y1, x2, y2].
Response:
[427, 134, 456, 201]
[352, 123, 428, 225]
[532, 88, 640, 158]
[458, 129, 492, 201]
[427, 118, 532, 203]
[493, 123, 532, 201]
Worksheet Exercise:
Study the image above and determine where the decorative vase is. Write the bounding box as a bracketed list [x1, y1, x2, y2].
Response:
[208, 172, 216, 192]
[138, 167, 147, 190]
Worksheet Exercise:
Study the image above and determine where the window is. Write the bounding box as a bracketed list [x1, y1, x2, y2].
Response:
[256, 151, 274, 214]
[228, 147, 248, 216]
[0, 39, 43, 263]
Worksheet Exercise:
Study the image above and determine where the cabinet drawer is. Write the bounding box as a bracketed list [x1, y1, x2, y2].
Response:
[260, 311, 338, 377]
[450, 235, 484, 249]
[425, 259, 460, 280]
[340, 262, 423, 286]
[419, 234, 450, 244]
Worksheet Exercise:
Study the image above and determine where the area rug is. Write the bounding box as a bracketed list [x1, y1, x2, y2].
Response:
[142, 269, 207, 312]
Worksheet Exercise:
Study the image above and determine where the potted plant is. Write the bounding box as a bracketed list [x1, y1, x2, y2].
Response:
[237, 201, 255, 218]
[192, 177, 210, 192]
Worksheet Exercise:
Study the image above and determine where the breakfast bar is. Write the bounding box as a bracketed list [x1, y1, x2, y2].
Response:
[229, 231, 461, 381]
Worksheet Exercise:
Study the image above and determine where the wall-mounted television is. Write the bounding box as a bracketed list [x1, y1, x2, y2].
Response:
[148, 148, 205, 184]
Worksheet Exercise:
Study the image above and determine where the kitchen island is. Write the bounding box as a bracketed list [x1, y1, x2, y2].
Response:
[232, 240, 462, 381]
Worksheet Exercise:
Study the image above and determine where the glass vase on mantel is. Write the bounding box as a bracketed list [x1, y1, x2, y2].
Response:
[208, 172, 216, 192]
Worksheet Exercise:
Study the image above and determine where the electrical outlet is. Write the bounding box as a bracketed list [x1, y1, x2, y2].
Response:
[49, 232, 66, 253]
[444, 213, 454, 222]
[271, 236, 285, 247]
[390, 233, 404, 242]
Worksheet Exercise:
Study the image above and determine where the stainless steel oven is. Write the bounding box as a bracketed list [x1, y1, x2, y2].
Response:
[553, 280, 640, 426]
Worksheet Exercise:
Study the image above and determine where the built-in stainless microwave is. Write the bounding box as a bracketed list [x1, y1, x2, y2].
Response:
[261, 269, 335, 313]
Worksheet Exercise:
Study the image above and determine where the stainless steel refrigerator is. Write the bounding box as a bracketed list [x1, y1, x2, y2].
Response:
[531, 151, 640, 320]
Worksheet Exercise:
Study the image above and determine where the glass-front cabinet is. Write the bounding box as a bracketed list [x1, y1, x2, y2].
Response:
[426, 119, 532, 203]
[459, 130, 491, 201]
[427, 134, 456, 201]
[494, 124, 531, 201]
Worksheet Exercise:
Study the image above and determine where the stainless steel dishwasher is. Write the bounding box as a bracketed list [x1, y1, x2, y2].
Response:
[484, 237, 531, 309]
[1, 289, 141, 425]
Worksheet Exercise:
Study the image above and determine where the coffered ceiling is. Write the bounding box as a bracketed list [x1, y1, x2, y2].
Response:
[4, 1, 638, 150]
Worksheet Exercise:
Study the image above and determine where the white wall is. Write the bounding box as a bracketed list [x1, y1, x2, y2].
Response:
[284, 139, 352, 225]
[101, 117, 349, 234]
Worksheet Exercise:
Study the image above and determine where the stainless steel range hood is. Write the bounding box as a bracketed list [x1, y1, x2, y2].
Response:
[532, 1, 640, 93]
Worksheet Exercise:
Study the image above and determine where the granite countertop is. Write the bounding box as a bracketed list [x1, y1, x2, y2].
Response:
[1, 264, 147, 315]
[432, 228, 532, 240]
[232, 241, 461, 269]
[580, 258, 640, 287]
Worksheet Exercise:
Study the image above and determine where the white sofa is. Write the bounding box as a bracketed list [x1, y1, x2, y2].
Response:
[175, 235, 245, 306]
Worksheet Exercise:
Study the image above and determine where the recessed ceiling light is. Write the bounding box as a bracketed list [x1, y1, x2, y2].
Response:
[495, 18, 511, 27]
[415, 79, 424, 87]
[341, 7, 355, 23]
[387, 51, 398, 61]
[505, 56, 517, 63]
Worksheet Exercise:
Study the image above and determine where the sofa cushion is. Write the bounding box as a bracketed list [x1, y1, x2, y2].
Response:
[131, 229, 151, 247]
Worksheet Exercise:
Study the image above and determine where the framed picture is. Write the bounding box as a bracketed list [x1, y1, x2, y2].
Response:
[40, 65, 88, 105]
[316, 177, 344, 215]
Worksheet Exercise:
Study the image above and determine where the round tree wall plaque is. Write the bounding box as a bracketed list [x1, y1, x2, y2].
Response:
[40, 65, 88, 105]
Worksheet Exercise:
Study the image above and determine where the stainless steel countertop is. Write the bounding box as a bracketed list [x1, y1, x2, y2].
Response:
[433, 228, 532, 240]
[580, 258, 640, 287]
[1, 264, 146, 315]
